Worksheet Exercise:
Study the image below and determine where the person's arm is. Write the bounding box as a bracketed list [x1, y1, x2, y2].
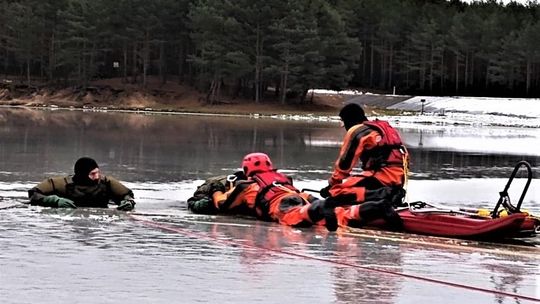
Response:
[107, 176, 135, 211]
[329, 126, 379, 185]
[212, 182, 257, 214]
[28, 188, 48, 205]
[189, 181, 250, 215]
[188, 178, 230, 214]
[28, 177, 75, 208]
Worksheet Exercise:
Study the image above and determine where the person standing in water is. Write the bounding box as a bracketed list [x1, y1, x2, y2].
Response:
[28, 157, 135, 210]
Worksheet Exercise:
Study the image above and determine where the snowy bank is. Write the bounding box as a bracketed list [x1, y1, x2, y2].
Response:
[387, 96, 540, 128]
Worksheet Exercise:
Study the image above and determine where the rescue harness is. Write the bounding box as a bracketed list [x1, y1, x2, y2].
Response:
[361, 119, 408, 171]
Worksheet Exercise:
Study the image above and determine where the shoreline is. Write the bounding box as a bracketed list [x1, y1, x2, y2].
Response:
[0, 103, 342, 123]
[3, 85, 540, 128]
[0, 78, 347, 117]
[3, 77, 540, 129]
[3, 102, 540, 129]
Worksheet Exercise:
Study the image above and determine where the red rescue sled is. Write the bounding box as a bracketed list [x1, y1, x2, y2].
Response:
[363, 161, 540, 240]
[366, 208, 532, 239]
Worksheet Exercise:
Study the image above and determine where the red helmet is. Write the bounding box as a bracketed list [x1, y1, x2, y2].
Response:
[242, 152, 273, 176]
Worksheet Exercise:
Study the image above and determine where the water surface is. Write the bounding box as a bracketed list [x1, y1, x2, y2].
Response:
[0, 108, 538, 303]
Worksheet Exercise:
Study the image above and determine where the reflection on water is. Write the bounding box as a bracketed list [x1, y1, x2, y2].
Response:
[405, 126, 540, 179]
[0, 108, 539, 304]
[1, 108, 539, 183]
[0, 108, 339, 182]
[410, 148, 538, 179]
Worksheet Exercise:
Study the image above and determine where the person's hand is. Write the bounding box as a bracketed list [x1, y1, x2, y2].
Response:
[57, 197, 77, 208]
[42, 195, 76, 208]
[117, 199, 135, 211]
[188, 197, 217, 214]
[320, 185, 332, 198]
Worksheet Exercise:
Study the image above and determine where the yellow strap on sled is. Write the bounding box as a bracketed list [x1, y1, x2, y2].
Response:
[401, 145, 410, 202]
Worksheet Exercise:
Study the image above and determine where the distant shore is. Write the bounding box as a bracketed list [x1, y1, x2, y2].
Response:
[0, 78, 349, 117]
[0, 77, 412, 120]
[4, 78, 540, 128]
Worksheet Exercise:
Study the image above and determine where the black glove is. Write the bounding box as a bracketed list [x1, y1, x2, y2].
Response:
[208, 182, 226, 195]
[320, 185, 332, 198]
[117, 199, 135, 211]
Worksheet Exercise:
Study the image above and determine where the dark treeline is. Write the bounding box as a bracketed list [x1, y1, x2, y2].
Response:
[1, 0, 540, 104]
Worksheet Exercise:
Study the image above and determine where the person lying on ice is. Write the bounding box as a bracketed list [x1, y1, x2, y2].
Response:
[320, 103, 410, 231]
[28, 157, 135, 211]
[188, 152, 335, 230]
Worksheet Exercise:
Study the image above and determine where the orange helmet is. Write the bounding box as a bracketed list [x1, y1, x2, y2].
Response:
[242, 152, 273, 176]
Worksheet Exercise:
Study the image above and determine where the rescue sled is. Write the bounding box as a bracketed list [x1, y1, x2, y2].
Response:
[360, 161, 540, 240]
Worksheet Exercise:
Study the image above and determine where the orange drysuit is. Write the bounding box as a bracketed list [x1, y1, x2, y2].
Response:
[328, 120, 408, 203]
[213, 172, 325, 227]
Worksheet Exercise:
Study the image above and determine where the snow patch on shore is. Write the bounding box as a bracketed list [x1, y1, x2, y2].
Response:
[387, 96, 540, 128]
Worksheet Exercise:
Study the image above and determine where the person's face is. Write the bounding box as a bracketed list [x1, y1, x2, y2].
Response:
[88, 168, 101, 181]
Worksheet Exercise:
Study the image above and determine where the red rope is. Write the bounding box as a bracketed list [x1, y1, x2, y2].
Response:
[130, 215, 540, 302]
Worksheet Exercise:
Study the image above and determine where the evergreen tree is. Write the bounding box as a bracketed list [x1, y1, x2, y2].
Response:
[2, 0, 540, 98]
[189, 0, 251, 103]
[4, 1, 41, 84]
[516, 20, 540, 95]
[55, 0, 101, 87]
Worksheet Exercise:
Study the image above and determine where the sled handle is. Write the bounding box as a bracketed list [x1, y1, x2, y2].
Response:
[491, 161, 532, 218]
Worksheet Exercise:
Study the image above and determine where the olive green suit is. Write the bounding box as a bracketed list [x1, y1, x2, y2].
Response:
[28, 175, 134, 208]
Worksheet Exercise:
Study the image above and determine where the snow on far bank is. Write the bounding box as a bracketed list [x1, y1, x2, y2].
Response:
[383, 112, 540, 129]
[310, 88, 405, 96]
[310, 90, 540, 128]
[389, 95, 540, 119]
[270, 92, 540, 129]
[309, 89, 367, 95]
[388, 98, 540, 128]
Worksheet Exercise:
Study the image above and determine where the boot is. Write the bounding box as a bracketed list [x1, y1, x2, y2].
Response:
[323, 202, 338, 232]
[389, 187, 406, 208]
[307, 199, 339, 232]
[383, 203, 404, 231]
[307, 199, 325, 222]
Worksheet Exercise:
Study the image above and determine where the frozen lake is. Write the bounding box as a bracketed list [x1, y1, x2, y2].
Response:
[0, 108, 538, 303]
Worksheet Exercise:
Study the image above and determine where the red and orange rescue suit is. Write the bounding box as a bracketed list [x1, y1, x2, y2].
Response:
[328, 120, 409, 227]
[212, 171, 325, 226]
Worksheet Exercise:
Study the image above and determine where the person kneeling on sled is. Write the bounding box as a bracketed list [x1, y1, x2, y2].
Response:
[28, 157, 135, 211]
[200, 152, 333, 230]
[320, 103, 409, 231]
